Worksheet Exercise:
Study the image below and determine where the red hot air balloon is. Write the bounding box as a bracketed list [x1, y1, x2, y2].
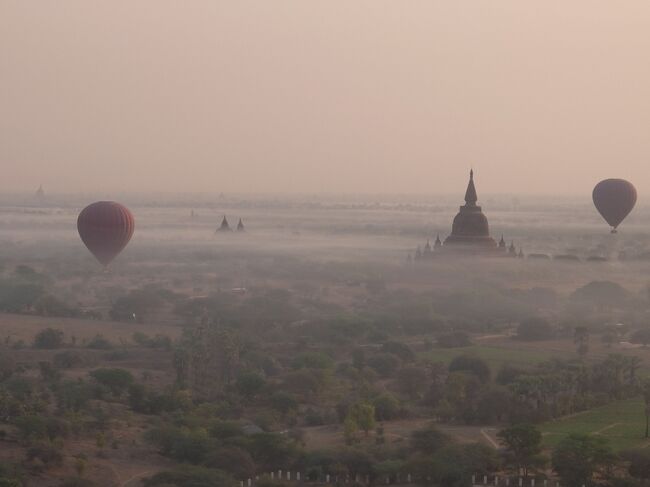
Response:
[77, 201, 135, 266]
[592, 179, 637, 233]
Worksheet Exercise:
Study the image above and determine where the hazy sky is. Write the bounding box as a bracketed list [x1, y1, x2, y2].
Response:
[2, 2, 650, 195]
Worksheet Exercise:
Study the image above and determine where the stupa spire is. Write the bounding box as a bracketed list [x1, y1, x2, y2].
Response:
[464, 169, 477, 206]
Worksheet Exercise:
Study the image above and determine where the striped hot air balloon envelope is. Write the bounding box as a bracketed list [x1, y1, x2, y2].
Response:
[77, 201, 135, 266]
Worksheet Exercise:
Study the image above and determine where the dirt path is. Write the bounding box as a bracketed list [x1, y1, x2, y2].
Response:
[122, 470, 154, 487]
[593, 422, 621, 435]
[480, 428, 500, 449]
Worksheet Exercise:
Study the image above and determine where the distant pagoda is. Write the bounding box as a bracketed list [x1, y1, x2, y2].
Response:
[237, 218, 245, 232]
[413, 170, 519, 259]
[217, 215, 232, 232]
[35, 185, 45, 201]
[443, 170, 497, 249]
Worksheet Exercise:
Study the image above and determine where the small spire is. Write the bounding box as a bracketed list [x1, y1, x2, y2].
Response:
[237, 218, 245, 231]
[434, 234, 442, 247]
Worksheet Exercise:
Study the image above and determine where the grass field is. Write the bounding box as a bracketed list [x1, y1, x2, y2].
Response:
[541, 397, 650, 452]
[421, 345, 560, 371]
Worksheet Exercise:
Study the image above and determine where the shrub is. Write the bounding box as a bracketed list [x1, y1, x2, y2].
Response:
[517, 318, 554, 341]
[448, 355, 490, 382]
[437, 331, 472, 348]
[144, 466, 235, 487]
[86, 335, 113, 350]
[367, 353, 400, 378]
[373, 393, 401, 421]
[381, 341, 416, 362]
[53, 351, 85, 369]
[33, 328, 64, 349]
[89, 368, 134, 396]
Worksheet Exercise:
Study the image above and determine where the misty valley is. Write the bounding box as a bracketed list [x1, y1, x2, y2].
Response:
[1, 194, 650, 486]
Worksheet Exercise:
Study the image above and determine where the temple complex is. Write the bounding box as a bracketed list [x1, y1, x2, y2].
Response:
[414, 170, 522, 259]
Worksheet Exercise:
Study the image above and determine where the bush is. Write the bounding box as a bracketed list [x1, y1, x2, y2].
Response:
[269, 392, 298, 416]
[367, 353, 401, 378]
[53, 351, 85, 369]
[26, 442, 64, 468]
[204, 447, 256, 479]
[86, 335, 113, 350]
[89, 368, 134, 396]
[54, 380, 93, 412]
[14, 415, 47, 441]
[144, 466, 235, 487]
[33, 328, 64, 349]
[291, 352, 334, 370]
[58, 478, 96, 487]
[381, 341, 416, 362]
[437, 331, 471, 348]
[410, 424, 450, 454]
[516, 318, 554, 341]
[373, 393, 401, 421]
[235, 372, 266, 398]
[448, 355, 491, 382]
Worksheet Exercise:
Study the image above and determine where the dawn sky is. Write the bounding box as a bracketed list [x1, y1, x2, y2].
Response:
[2, 1, 650, 195]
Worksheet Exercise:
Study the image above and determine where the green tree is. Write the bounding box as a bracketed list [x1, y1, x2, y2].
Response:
[235, 372, 266, 399]
[373, 393, 400, 421]
[642, 379, 650, 438]
[448, 355, 490, 382]
[343, 414, 358, 445]
[552, 434, 615, 487]
[350, 402, 375, 436]
[497, 423, 543, 477]
[396, 366, 428, 399]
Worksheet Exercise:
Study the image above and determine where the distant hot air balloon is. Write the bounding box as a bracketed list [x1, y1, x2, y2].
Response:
[592, 179, 637, 233]
[77, 201, 135, 266]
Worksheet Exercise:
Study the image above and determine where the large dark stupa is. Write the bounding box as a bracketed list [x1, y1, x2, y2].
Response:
[443, 170, 497, 249]
[411, 170, 521, 261]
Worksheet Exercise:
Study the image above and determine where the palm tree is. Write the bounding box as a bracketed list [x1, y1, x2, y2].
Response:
[574, 326, 590, 359]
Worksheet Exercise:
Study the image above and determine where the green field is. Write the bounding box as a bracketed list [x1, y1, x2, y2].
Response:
[541, 397, 650, 452]
[421, 345, 559, 370]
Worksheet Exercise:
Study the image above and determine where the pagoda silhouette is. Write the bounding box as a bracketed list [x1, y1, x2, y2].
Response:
[216, 215, 232, 232]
